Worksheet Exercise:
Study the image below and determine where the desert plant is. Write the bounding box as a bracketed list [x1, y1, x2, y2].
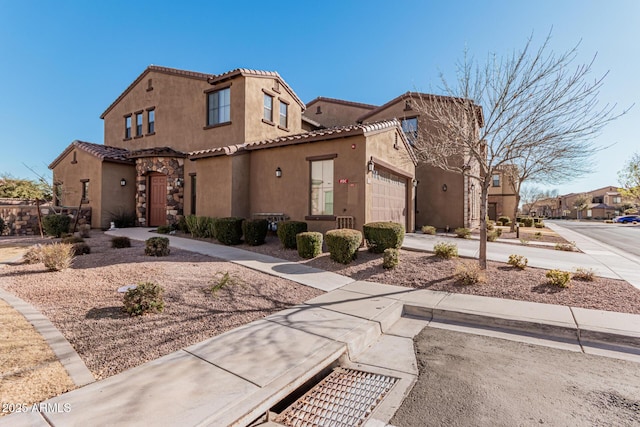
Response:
[71, 242, 91, 256]
[534, 231, 543, 239]
[433, 241, 458, 259]
[487, 230, 499, 242]
[242, 219, 268, 246]
[208, 272, 242, 296]
[507, 254, 528, 270]
[61, 235, 84, 244]
[421, 225, 436, 235]
[454, 260, 486, 285]
[363, 222, 405, 253]
[555, 242, 576, 252]
[185, 215, 215, 238]
[111, 236, 131, 248]
[277, 221, 308, 249]
[145, 237, 170, 256]
[497, 216, 510, 226]
[486, 221, 495, 231]
[122, 282, 165, 316]
[573, 267, 595, 281]
[495, 228, 503, 237]
[296, 231, 323, 259]
[383, 248, 400, 269]
[534, 221, 545, 228]
[40, 243, 74, 271]
[156, 225, 172, 234]
[454, 227, 471, 239]
[23, 244, 44, 264]
[519, 238, 530, 245]
[42, 214, 71, 238]
[546, 269, 571, 288]
[215, 217, 244, 245]
[325, 229, 362, 264]
[78, 224, 91, 238]
[521, 217, 534, 227]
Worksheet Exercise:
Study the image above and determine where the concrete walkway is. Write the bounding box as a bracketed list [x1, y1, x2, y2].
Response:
[1, 227, 639, 426]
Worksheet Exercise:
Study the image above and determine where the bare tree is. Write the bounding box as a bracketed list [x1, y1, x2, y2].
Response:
[572, 193, 591, 219]
[618, 152, 640, 206]
[520, 186, 558, 216]
[411, 31, 628, 268]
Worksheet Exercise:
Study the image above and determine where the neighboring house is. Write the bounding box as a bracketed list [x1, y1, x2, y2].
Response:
[305, 92, 483, 230]
[487, 165, 518, 222]
[50, 66, 417, 232]
[554, 186, 625, 219]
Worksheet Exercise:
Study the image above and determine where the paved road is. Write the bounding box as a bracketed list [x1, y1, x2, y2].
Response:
[549, 220, 640, 259]
[391, 327, 640, 427]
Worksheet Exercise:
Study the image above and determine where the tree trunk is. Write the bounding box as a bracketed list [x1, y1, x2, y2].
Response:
[479, 182, 489, 270]
[510, 194, 521, 232]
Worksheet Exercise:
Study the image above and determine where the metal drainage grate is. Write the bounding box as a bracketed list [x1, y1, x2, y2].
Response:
[275, 367, 399, 427]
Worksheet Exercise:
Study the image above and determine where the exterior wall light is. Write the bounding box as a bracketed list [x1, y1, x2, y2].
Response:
[120, 178, 127, 187]
[275, 167, 282, 178]
[367, 159, 375, 172]
[412, 179, 418, 187]
[442, 184, 447, 192]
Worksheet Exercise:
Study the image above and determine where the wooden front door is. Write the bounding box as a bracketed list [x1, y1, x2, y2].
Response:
[149, 174, 167, 227]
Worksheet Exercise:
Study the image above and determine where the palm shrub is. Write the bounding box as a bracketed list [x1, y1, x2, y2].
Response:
[111, 236, 131, 248]
[325, 229, 362, 264]
[296, 232, 323, 259]
[42, 214, 71, 237]
[122, 282, 165, 316]
[383, 248, 399, 269]
[215, 217, 244, 245]
[41, 243, 74, 271]
[421, 225, 436, 235]
[454, 227, 471, 239]
[242, 219, 268, 246]
[433, 241, 458, 259]
[277, 221, 308, 249]
[145, 237, 170, 256]
[363, 222, 404, 253]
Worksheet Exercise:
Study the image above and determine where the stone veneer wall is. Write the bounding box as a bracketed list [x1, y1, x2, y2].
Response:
[135, 157, 184, 226]
[0, 204, 91, 236]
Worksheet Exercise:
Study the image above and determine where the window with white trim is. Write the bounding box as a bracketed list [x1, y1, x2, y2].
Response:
[207, 88, 230, 126]
[310, 159, 333, 215]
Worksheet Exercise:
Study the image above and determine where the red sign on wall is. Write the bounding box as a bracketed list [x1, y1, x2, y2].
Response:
[339, 179, 349, 184]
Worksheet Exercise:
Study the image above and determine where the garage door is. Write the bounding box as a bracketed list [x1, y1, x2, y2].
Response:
[371, 168, 407, 227]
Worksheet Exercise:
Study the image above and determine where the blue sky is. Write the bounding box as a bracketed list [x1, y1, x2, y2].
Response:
[1, 0, 638, 195]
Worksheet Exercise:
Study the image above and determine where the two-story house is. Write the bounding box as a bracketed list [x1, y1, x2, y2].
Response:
[487, 165, 518, 222]
[50, 66, 417, 233]
[557, 186, 625, 219]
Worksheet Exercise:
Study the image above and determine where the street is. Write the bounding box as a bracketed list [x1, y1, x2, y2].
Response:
[391, 328, 640, 427]
[549, 220, 640, 259]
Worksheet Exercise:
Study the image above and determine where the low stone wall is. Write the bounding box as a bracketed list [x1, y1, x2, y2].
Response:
[0, 204, 92, 236]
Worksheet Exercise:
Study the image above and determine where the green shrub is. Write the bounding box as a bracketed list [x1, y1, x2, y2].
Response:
[156, 225, 172, 234]
[242, 219, 268, 246]
[495, 228, 503, 237]
[421, 225, 436, 235]
[507, 254, 528, 270]
[208, 272, 241, 296]
[497, 216, 510, 226]
[41, 243, 74, 271]
[42, 214, 71, 237]
[61, 235, 84, 244]
[546, 269, 571, 288]
[296, 232, 323, 259]
[215, 217, 244, 245]
[110, 210, 136, 228]
[325, 229, 362, 264]
[145, 237, 170, 256]
[185, 215, 215, 238]
[363, 222, 405, 253]
[23, 244, 44, 264]
[111, 236, 131, 248]
[454, 261, 486, 285]
[555, 242, 575, 252]
[122, 282, 165, 316]
[0, 217, 5, 235]
[433, 241, 458, 259]
[277, 221, 308, 249]
[454, 227, 471, 239]
[383, 248, 399, 269]
[534, 222, 545, 228]
[521, 217, 534, 227]
[78, 224, 91, 238]
[487, 230, 499, 242]
[486, 221, 495, 231]
[71, 242, 91, 256]
[573, 267, 595, 281]
[176, 216, 188, 233]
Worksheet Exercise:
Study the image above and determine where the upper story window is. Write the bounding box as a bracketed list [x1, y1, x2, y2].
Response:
[147, 109, 155, 134]
[310, 159, 334, 216]
[263, 94, 273, 122]
[124, 115, 132, 139]
[401, 117, 418, 145]
[613, 196, 622, 204]
[207, 87, 230, 126]
[492, 174, 500, 187]
[135, 112, 143, 137]
[279, 101, 288, 128]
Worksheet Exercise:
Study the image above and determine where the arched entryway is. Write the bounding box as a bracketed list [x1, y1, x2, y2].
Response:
[148, 172, 167, 226]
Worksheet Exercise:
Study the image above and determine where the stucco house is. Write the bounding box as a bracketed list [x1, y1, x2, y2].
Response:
[50, 66, 417, 232]
[487, 165, 518, 222]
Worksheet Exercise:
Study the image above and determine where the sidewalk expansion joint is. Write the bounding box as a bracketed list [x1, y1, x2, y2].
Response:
[181, 349, 262, 388]
[569, 307, 585, 353]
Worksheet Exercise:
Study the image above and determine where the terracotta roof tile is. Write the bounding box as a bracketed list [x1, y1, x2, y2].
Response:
[49, 140, 133, 169]
[305, 96, 378, 110]
[127, 147, 187, 158]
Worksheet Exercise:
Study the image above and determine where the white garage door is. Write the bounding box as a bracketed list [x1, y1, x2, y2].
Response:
[371, 168, 407, 227]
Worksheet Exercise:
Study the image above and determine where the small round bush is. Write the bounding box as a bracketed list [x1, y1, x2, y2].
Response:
[61, 235, 84, 244]
[487, 230, 499, 242]
[421, 225, 436, 235]
[454, 227, 471, 239]
[497, 216, 510, 226]
[507, 254, 528, 270]
[23, 244, 44, 264]
[156, 225, 172, 234]
[242, 219, 268, 246]
[277, 221, 308, 249]
[573, 267, 595, 281]
[215, 217, 244, 245]
[521, 217, 534, 227]
[433, 241, 458, 259]
[111, 236, 131, 248]
[534, 222, 545, 228]
[383, 248, 399, 269]
[123, 282, 165, 316]
[363, 222, 405, 254]
[145, 237, 170, 256]
[296, 232, 323, 259]
[71, 242, 91, 256]
[546, 269, 571, 288]
[325, 229, 362, 264]
[41, 243, 75, 271]
[486, 221, 495, 231]
[454, 260, 486, 285]
[42, 214, 71, 238]
[78, 224, 91, 238]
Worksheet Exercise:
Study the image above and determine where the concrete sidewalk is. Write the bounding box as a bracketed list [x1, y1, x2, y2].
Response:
[2, 228, 639, 427]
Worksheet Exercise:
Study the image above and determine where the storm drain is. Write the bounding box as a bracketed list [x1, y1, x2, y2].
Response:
[274, 368, 399, 427]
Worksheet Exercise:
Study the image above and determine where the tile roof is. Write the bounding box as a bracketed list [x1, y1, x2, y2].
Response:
[49, 140, 133, 169]
[127, 147, 187, 159]
[305, 96, 378, 110]
[189, 119, 417, 165]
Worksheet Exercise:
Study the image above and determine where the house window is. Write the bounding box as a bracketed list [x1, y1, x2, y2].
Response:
[401, 117, 418, 145]
[613, 196, 621, 204]
[492, 174, 500, 187]
[124, 116, 132, 139]
[147, 109, 155, 134]
[190, 174, 196, 215]
[136, 112, 143, 137]
[207, 87, 230, 126]
[279, 101, 288, 128]
[310, 159, 334, 215]
[263, 94, 273, 122]
[81, 179, 89, 202]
